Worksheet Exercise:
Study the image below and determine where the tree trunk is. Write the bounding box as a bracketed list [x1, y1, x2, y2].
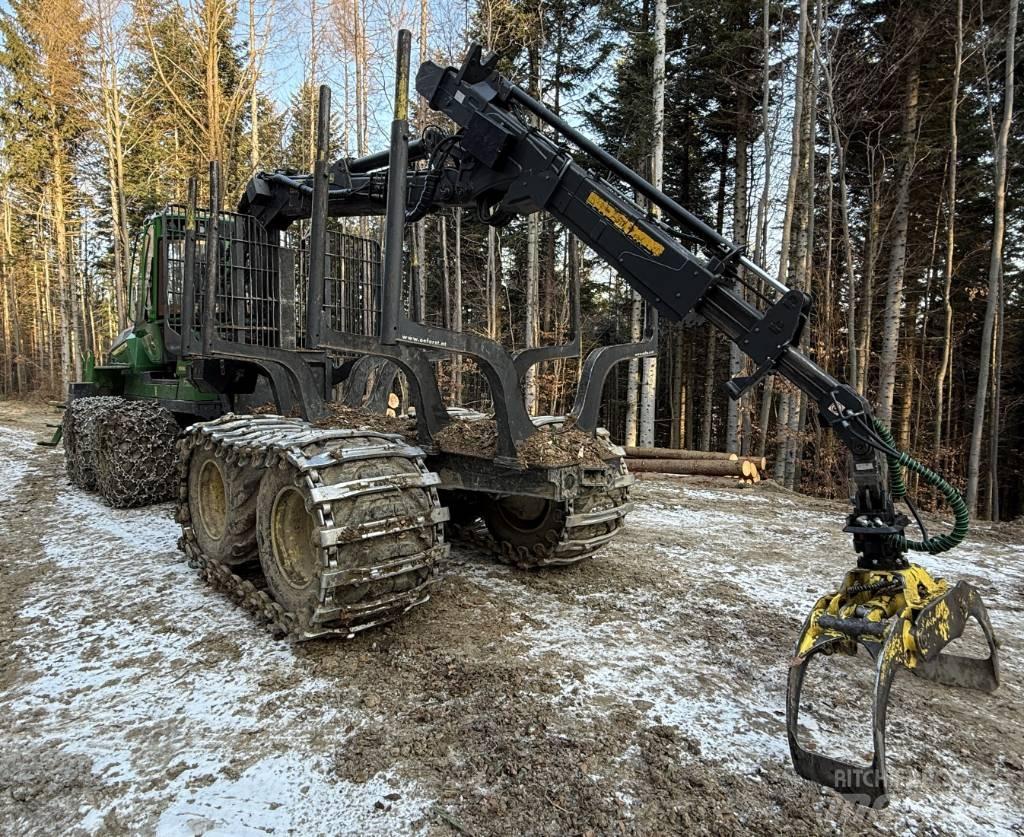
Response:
[773, 390, 789, 482]
[452, 210, 463, 403]
[413, 0, 429, 327]
[760, 0, 807, 462]
[966, 0, 1015, 516]
[249, 0, 259, 170]
[440, 216, 450, 328]
[354, 0, 368, 158]
[625, 458, 750, 477]
[486, 226, 499, 340]
[0, 218, 10, 395]
[524, 210, 540, 413]
[856, 172, 880, 394]
[701, 328, 716, 449]
[990, 265, 1004, 520]
[728, 93, 750, 454]
[776, 0, 808, 288]
[96, 5, 131, 329]
[624, 292, 642, 446]
[876, 51, 921, 426]
[671, 327, 685, 448]
[935, 0, 963, 465]
[2, 199, 24, 393]
[835, 134, 857, 383]
[639, 0, 668, 448]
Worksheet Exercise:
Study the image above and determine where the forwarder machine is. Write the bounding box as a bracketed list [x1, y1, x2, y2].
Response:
[63, 31, 999, 806]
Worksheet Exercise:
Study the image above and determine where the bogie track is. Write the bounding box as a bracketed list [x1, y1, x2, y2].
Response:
[446, 429, 634, 568]
[177, 414, 449, 639]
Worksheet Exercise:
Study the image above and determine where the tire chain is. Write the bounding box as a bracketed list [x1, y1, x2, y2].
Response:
[176, 413, 449, 641]
[96, 401, 181, 508]
[64, 396, 125, 490]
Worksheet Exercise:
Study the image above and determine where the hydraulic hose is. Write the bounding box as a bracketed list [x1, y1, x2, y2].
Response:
[872, 418, 969, 555]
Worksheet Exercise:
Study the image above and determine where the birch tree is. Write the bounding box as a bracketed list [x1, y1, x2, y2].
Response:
[875, 32, 921, 426]
[638, 0, 667, 448]
[934, 0, 963, 464]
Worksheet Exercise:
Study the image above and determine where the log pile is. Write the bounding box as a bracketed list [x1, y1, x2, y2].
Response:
[623, 447, 768, 483]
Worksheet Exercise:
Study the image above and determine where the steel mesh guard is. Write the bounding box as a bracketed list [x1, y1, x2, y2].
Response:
[176, 413, 449, 639]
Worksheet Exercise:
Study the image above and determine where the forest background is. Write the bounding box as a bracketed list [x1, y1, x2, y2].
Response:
[0, 0, 1020, 519]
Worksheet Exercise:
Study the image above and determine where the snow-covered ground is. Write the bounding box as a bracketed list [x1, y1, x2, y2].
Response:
[1, 404, 1021, 836]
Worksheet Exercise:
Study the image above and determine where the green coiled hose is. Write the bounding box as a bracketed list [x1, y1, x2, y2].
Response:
[871, 418, 969, 554]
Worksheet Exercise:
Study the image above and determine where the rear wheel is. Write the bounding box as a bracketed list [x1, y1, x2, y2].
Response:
[187, 447, 260, 565]
[96, 401, 180, 508]
[254, 432, 446, 635]
[480, 485, 631, 568]
[482, 495, 567, 567]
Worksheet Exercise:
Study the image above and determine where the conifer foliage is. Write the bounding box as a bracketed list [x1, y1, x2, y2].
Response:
[0, 0, 1019, 518]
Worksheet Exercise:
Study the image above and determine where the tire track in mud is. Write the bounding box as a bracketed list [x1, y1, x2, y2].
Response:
[0, 427, 114, 834]
[0, 426, 57, 695]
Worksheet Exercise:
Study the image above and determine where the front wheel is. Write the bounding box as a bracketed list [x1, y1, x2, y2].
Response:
[64, 396, 124, 490]
[96, 401, 180, 508]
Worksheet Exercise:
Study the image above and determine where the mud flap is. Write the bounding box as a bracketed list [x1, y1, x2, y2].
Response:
[786, 579, 999, 808]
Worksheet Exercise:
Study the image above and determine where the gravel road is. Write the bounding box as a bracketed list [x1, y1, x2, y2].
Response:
[0, 401, 1021, 836]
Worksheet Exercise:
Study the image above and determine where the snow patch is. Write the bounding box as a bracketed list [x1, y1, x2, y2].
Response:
[156, 755, 430, 836]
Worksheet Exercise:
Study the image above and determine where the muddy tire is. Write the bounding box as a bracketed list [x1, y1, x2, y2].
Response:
[186, 447, 260, 565]
[96, 401, 180, 508]
[255, 434, 444, 631]
[178, 416, 446, 639]
[64, 396, 125, 490]
[481, 484, 632, 568]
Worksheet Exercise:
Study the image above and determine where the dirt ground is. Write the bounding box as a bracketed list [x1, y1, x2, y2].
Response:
[0, 400, 1021, 836]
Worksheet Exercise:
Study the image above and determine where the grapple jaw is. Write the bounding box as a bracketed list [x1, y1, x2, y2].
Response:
[786, 566, 999, 807]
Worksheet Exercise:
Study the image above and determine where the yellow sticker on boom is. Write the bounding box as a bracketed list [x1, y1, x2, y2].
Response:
[586, 192, 665, 257]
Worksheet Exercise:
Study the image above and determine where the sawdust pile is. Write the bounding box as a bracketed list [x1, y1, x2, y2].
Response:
[249, 402, 301, 417]
[434, 418, 612, 467]
[312, 403, 415, 437]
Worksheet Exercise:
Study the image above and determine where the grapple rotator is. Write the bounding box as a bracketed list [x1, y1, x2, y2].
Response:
[785, 408, 1001, 807]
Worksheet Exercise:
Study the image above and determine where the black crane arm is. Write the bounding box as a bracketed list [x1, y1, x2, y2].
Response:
[239, 44, 969, 571]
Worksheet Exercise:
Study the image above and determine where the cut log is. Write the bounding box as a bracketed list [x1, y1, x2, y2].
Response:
[625, 458, 746, 477]
[624, 447, 738, 461]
